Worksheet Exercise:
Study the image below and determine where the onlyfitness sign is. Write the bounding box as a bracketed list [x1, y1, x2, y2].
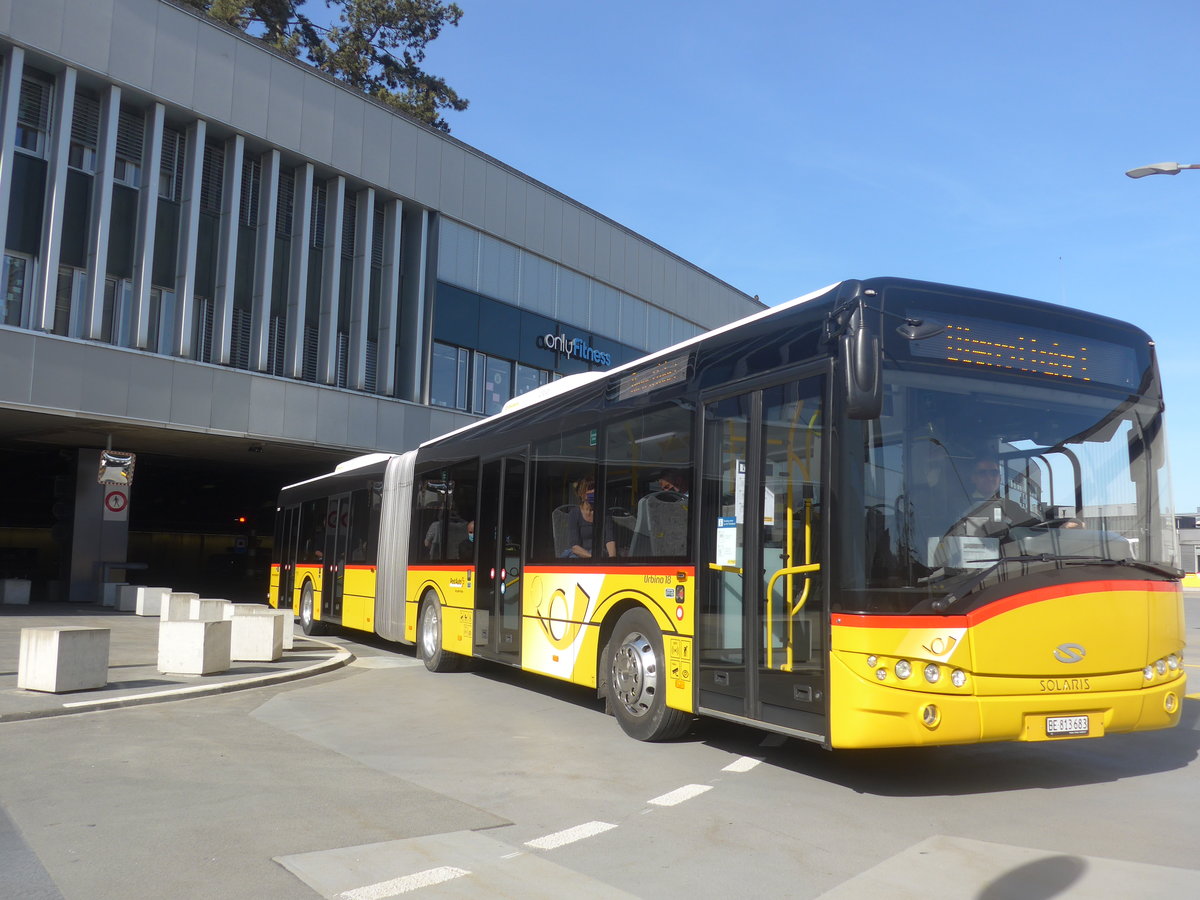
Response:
[536, 332, 613, 367]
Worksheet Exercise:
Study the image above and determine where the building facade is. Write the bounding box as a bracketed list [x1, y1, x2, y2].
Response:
[0, 0, 764, 601]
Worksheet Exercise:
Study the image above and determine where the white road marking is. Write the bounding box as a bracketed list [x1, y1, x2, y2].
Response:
[647, 783, 713, 806]
[339, 866, 470, 899]
[524, 821, 618, 850]
[722, 756, 763, 773]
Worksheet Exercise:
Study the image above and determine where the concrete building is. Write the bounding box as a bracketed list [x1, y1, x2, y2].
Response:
[0, 0, 763, 603]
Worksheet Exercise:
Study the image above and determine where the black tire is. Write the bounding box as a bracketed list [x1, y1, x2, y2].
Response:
[299, 581, 324, 636]
[417, 595, 462, 673]
[604, 607, 690, 741]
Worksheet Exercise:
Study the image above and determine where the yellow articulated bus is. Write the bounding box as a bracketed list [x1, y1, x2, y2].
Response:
[270, 277, 1186, 747]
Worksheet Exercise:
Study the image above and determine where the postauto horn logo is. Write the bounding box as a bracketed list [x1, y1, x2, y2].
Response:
[536, 332, 613, 367]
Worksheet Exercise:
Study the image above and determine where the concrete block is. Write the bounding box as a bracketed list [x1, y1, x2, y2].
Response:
[190, 598, 232, 621]
[18, 627, 110, 693]
[230, 611, 283, 662]
[135, 586, 172, 617]
[101, 582, 127, 608]
[117, 584, 140, 612]
[227, 604, 294, 650]
[1, 578, 32, 605]
[163, 592, 201, 621]
[157, 619, 232, 675]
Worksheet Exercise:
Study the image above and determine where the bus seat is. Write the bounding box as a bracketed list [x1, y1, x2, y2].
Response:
[552, 504, 573, 557]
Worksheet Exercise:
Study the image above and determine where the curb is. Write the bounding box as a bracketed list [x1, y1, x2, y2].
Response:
[1, 635, 355, 723]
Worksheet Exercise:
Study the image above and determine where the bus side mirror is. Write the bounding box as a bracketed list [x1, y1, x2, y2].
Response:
[841, 303, 882, 420]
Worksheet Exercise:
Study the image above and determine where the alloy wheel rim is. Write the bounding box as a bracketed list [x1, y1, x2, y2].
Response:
[612, 630, 657, 717]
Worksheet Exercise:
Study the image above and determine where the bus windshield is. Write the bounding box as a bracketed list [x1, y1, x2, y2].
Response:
[845, 369, 1177, 613]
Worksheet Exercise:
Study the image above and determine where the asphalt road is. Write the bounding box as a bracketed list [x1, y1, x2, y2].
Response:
[3, 592, 1198, 899]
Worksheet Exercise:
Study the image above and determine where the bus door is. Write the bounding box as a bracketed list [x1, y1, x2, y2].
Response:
[322, 492, 351, 622]
[275, 505, 299, 609]
[699, 374, 827, 739]
[474, 453, 525, 661]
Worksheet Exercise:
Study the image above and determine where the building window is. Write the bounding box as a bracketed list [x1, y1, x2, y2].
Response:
[69, 91, 99, 173]
[2, 255, 31, 327]
[515, 363, 550, 398]
[159, 127, 185, 201]
[114, 108, 143, 187]
[474, 352, 513, 417]
[15, 74, 51, 157]
[431, 342, 470, 410]
[239, 154, 261, 228]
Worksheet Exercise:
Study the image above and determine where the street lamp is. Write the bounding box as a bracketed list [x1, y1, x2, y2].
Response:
[1125, 161, 1200, 179]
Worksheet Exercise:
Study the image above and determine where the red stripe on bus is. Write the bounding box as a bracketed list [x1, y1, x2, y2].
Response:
[409, 564, 476, 572]
[523, 565, 697, 577]
[831, 579, 1178, 630]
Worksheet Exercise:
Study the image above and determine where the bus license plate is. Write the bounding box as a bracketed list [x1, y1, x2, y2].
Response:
[1045, 715, 1089, 737]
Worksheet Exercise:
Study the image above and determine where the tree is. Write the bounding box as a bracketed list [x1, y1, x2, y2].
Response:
[182, 1, 468, 133]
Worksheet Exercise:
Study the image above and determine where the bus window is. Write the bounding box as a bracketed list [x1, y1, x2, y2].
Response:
[604, 402, 694, 559]
[530, 428, 600, 563]
[298, 497, 327, 564]
[414, 462, 478, 562]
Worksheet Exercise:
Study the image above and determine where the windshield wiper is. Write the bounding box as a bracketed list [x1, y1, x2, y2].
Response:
[931, 554, 1183, 612]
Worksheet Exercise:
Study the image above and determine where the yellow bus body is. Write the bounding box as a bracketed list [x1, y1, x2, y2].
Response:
[407, 564, 696, 714]
[828, 579, 1186, 748]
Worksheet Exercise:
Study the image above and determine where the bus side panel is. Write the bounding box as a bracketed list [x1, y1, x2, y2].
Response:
[406, 566, 475, 656]
[269, 563, 281, 608]
[296, 564, 322, 618]
[341, 565, 378, 632]
[521, 566, 696, 714]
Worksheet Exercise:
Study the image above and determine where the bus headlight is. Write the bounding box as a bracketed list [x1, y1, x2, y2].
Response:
[895, 660, 912, 679]
[876, 668, 888, 681]
[1167, 654, 1180, 671]
[924, 663, 941, 684]
[867, 655, 878, 667]
[1155, 659, 1167, 676]
[1165, 693, 1179, 714]
[1143, 665, 1155, 681]
[951, 669, 967, 688]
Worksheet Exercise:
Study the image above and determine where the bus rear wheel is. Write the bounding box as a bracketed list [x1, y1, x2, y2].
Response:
[418, 595, 462, 673]
[604, 608, 690, 741]
[299, 582, 324, 636]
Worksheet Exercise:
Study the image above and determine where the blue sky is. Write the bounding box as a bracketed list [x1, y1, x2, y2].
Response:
[375, 0, 1200, 511]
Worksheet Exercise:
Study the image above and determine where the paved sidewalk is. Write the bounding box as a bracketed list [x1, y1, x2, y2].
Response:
[0, 602, 352, 722]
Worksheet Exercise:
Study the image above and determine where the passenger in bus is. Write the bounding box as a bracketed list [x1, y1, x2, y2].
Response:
[457, 521, 475, 560]
[564, 477, 616, 558]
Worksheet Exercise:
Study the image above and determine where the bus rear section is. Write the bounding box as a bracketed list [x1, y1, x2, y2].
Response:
[828, 577, 1185, 748]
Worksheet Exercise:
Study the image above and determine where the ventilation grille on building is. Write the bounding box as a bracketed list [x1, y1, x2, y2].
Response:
[200, 143, 224, 215]
[372, 208, 386, 268]
[159, 127, 185, 201]
[276, 171, 295, 239]
[342, 193, 356, 258]
[302, 324, 319, 382]
[70, 92, 99, 150]
[230, 306, 252, 369]
[268, 315, 286, 377]
[194, 297, 214, 363]
[240, 155, 261, 228]
[335, 331, 350, 388]
[311, 183, 326, 249]
[115, 108, 143, 164]
[17, 75, 51, 134]
[365, 339, 378, 393]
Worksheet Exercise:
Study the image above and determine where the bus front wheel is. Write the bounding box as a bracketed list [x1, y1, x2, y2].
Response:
[604, 608, 690, 741]
[418, 596, 461, 673]
[299, 582, 324, 636]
